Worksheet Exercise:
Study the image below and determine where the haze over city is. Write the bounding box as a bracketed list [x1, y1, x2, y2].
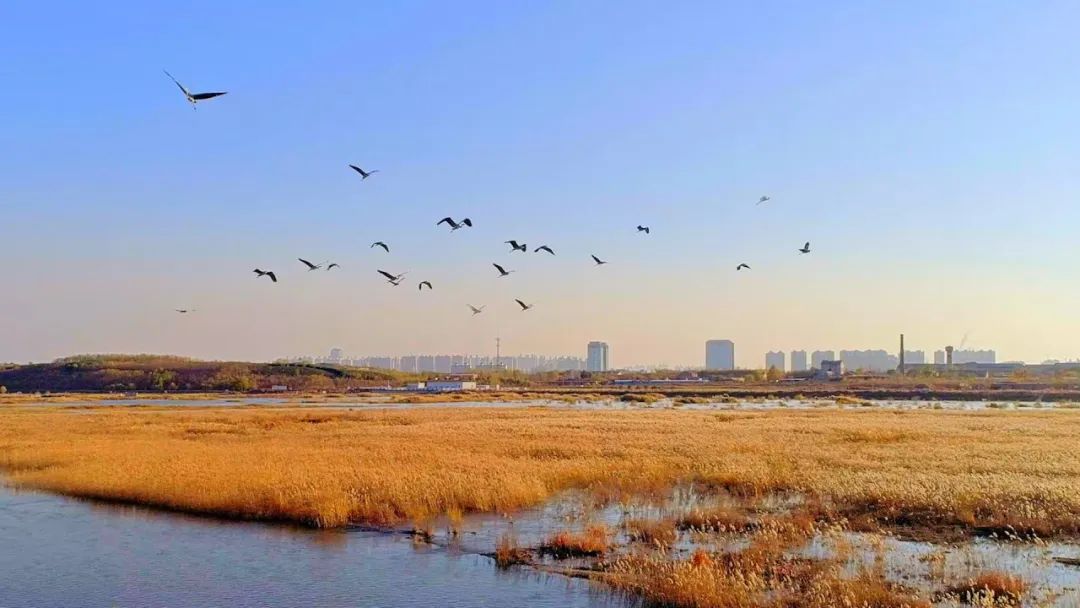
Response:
[4, 1, 1080, 366]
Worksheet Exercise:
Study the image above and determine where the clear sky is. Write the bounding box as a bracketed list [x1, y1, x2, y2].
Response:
[3, 1, 1080, 367]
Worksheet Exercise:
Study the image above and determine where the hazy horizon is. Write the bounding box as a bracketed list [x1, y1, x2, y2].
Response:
[5, 2, 1080, 367]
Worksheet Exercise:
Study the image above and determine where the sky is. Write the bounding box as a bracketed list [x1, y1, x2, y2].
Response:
[3, 1, 1080, 368]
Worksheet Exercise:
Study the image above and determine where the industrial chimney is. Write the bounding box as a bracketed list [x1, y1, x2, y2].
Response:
[899, 334, 905, 375]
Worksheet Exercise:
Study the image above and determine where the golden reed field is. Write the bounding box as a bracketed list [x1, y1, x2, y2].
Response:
[3, 404, 1079, 606]
[0, 405, 1078, 536]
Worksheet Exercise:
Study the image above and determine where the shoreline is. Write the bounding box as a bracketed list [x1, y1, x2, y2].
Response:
[4, 385, 1080, 404]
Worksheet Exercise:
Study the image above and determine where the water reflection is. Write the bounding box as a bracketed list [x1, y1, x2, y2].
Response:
[0, 487, 626, 608]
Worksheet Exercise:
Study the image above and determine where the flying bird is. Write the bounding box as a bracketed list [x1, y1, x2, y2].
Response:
[348, 165, 379, 179]
[736, 263, 751, 271]
[468, 304, 485, 315]
[798, 242, 811, 254]
[437, 217, 473, 231]
[371, 241, 390, 252]
[493, 263, 514, 277]
[418, 281, 432, 291]
[637, 225, 650, 234]
[515, 299, 534, 311]
[534, 245, 555, 255]
[174, 309, 197, 314]
[756, 195, 771, 206]
[505, 240, 527, 253]
[298, 258, 322, 271]
[163, 70, 227, 107]
[326, 263, 340, 270]
[591, 255, 607, 266]
[253, 269, 277, 283]
[378, 269, 406, 285]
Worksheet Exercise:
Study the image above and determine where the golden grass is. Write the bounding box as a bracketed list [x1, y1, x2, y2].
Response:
[945, 572, 1028, 605]
[624, 517, 678, 546]
[494, 533, 532, 568]
[0, 407, 1079, 537]
[677, 504, 753, 532]
[540, 524, 612, 558]
[607, 518, 931, 608]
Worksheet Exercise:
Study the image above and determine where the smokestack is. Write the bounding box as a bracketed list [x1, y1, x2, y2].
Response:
[946, 345, 954, 367]
[899, 334, 905, 375]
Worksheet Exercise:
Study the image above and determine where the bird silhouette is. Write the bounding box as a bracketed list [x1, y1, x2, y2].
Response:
[298, 258, 322, 271]
[253, 269, 277, 283]
[756, 195, 771, 206]
[326, 263, 340, 270]
[371, 241, 390, 252]
[378, 269, 406, 285]
[493, 263, 514, 277]
[174, 309, 196, 314]
[505, 240, 527, 253]
[736, 263, 751, 271]
[348, 165, 379, 179]
[591, 255, 608, 266]
[437, 217, 473, 231]
[515, 299, 534, 311]
[163, 71, 226, 108]
[468, 304, 485, 315]
[418, 281, 432, 291]
[534, 245, 555, 255]
[798, 242, 811, 254]
[637, 225, 650, 234]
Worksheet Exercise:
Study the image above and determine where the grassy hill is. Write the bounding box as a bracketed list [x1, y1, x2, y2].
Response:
[0, 354, 433, 393]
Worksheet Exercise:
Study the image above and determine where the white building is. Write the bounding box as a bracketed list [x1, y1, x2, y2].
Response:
[765, 351, 785, 372]
[790, 350, 808, 372]
[426, 380, 477, 391]
[705, 340, 735, 370]
[586, 342, 610, 372]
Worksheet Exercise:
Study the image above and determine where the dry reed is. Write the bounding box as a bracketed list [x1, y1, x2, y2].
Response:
[0, 407, 1078, 537]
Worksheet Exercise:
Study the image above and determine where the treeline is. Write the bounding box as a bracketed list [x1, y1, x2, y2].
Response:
[0, 354, 532, 393]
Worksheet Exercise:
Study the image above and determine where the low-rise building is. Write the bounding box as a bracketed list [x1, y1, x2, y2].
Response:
[816, 360, 844, 380]
[426, 380, 477, 391]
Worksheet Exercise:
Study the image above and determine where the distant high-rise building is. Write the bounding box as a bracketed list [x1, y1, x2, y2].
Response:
[434, 355, 453, 373]
[399, 355, 418, 373]
[705, 340, 735, 370]
[417, 355, 435, 373]
[953, 349, 996, 364]
[810, 350, 835, 370]
[903, 350, 926, 365]
[839, 350, 898, 373]
[933, 350, 946, 365]
[328, 348, 344, 363]
[367, 357, 397, 371]
[586, 342, 610, 372]
[765, 351, 785, 372]
[790, 350, 808, 372]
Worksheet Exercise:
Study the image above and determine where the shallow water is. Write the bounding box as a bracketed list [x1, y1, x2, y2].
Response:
[14, 396, 1078, 411]
[0, 488, 626, 608]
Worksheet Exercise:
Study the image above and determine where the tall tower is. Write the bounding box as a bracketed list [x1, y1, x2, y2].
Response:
[945, 345, 954, 367]
[899, 334, 905, 375]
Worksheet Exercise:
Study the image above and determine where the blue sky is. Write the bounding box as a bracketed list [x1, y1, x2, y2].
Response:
[3, 1, 1080, 366]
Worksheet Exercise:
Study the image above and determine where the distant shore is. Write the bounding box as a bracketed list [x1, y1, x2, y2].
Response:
[4, 384, 1079, 404]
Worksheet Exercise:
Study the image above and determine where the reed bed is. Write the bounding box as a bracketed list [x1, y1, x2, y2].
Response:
[0, 407, 1079, 537]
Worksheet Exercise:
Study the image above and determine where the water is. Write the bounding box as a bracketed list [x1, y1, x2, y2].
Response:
[0, 488, 625, 608]
[14, 396, 1077, 411]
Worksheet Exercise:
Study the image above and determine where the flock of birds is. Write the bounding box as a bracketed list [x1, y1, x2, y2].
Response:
[163, 71, 812, 316]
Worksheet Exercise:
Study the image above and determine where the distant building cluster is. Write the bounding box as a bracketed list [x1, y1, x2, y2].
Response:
[288, 349, 586, 373]
[766, 345, 995, 372]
